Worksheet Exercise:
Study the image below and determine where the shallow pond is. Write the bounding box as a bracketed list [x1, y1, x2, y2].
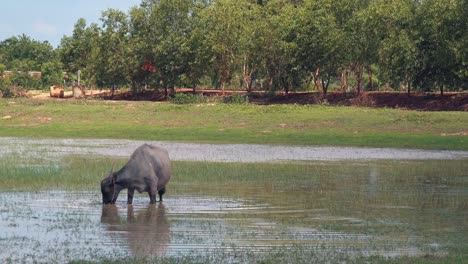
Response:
[0, 157, 467, 263]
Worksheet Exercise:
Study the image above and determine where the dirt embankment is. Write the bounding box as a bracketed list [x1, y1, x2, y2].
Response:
[28, 89, 468, 111]
[263, 92, 468, 111]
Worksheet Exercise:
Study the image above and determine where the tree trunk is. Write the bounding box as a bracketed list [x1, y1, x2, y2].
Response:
[407, 79, 411, 97]
[242, 63, 249, 92]
[312, 67, 323, 93]
[322, 74, 331, 97]
[440, 83, 444, 96]
[248, 77, 254, 93]
[340, 70, 348, 92]
[377, 66, 381, 91]
[170, 85, 175, 97]
[340, 68, 349, 92]
[305, 75, 312, 91]
[221, 81, 225, 96]
[368, 65, 374, 91]
[355, 65, 363, 95]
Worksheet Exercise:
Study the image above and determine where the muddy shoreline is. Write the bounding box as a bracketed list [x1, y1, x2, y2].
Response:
[1, 137, 467, 162]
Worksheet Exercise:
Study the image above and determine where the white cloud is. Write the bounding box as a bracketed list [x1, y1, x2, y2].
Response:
[33, 20, 57, 35]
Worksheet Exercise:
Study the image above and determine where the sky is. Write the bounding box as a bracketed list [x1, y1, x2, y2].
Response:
[0, 0, 141, 48]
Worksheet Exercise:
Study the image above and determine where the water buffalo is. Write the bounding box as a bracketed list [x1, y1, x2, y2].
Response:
[101, 144, 171, 204]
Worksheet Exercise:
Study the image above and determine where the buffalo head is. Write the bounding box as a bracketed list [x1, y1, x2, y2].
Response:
[101, 167, 116, 204]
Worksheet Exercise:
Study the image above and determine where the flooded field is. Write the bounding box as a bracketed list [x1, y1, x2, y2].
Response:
[0, 140, 467, 263]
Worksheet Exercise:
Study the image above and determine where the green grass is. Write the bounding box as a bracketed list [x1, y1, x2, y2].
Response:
[0, 98, 467, 150]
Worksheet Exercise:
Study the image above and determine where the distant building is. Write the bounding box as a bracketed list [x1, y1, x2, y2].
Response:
[0, 70, 42, 79]
[28, 71, 42, 78]
[1, 71, 13, 78]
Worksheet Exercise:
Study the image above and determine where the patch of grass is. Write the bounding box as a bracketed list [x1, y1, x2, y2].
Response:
[0, 155, 119, 190]
[0, 98, 467, 149]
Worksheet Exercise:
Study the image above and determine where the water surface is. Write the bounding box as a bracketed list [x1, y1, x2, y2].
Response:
[0, 159, 466, 262]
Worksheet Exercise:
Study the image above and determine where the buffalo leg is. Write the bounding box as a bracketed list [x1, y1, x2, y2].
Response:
[148, 178, 158, 204]
[112, 185, 123, 204]
[158, 187, 166, 202]
[127, 188, 135, 204]
[149, 192, 157, 204]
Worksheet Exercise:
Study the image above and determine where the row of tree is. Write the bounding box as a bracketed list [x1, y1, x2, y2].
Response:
[1, 0, 467, 97]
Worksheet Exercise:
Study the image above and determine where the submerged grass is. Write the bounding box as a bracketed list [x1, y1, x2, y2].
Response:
[0, 98, 467, 149]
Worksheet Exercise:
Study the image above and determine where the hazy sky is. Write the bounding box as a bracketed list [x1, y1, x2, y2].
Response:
[0, 0, 141, 48]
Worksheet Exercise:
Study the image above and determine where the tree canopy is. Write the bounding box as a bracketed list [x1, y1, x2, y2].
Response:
[1, 0, 466, 95]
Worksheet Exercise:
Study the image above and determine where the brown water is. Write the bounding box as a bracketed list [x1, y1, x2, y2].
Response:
[0, 160, 467, 263]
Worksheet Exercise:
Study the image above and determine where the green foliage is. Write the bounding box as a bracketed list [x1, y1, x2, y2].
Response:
[1, 0, 467, 93]
[59, 18, 99, 87]
[40, 60, 63, 87]
[9, 73, 42, 90]
[0, 34, 56, 71]
[0, 34, 59, 90]
[169, 93, 207, 104]
[95, 9, 131, 88]
[0, 79, 12, 97]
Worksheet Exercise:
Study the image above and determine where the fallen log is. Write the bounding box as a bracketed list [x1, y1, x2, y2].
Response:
[50, 86, 64, 98]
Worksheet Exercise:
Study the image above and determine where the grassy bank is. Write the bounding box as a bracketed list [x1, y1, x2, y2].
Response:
[0, 98, 467, 150]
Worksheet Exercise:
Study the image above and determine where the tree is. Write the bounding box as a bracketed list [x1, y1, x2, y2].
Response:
[379, 30, 417, 96]
[295, 0, 345, 96]
[201, 0, 240, 95]
[414, 0, 467, 95]
[0, 34, 56, 71]
[128, 4, 154, 93]
[185, 1, 212, 93]
[365, 0, 417, 96]
[263, 0, 303, 94]
[0, 34, 58, 90]
[95, 9, 131, 94]
[232, 1, 268, 92]
[130, 0, 199, 97]
[59, 18, 100, 88]
[336, 0, 376, 95]
[41, 60, 63, 87]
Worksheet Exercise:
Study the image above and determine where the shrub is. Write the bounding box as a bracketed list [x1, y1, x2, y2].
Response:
[169, 93, 207, 104]
[0, 78, 26, 98]
[224, 93, 249, 104]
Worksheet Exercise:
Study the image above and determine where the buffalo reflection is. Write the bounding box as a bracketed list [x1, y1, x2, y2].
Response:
[101, 204, 170, 258]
